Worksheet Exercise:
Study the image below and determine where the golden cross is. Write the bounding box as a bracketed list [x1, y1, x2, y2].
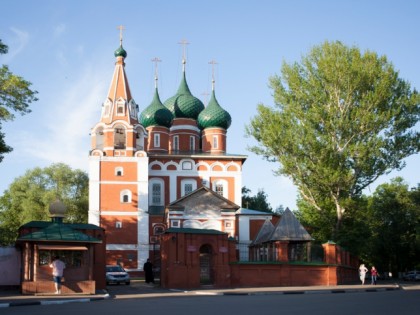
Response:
[117, 25, 125, 45]
[209, 59, 218, 90]
[151, 57, 162, 87]
[178, 39, 190, 64]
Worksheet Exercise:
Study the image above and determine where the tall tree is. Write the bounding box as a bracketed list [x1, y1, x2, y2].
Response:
[242, 186, 273, 213]
[0, 39, 38, 162]
[0, 163, 89, 245]
[246, 41, 420, 236]
[366, 178, 420, 274]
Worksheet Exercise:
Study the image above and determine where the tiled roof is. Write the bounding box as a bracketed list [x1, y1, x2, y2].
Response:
[268, 208, 313, 241]
[198, 90, 231, 130]
[250, 219, 275, 245]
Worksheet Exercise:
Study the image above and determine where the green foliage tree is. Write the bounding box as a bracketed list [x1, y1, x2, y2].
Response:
[365, 178, 420, 274]
[0, 163, 89, 245]
[0, 39, 38, 162]
[246, 41, 420, 237]
[241, 186, 273, 213]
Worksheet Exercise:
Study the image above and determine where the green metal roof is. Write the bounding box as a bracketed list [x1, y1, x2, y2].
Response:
[198, 90, 231, 130]
[21, 221, 102, 230]
[164, 72, 204, 119]
[18, 223, 102, 243]
[140, 88, 173, 128]
[114, 45, 127, 58]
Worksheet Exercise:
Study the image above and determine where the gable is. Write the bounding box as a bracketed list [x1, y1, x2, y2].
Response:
[168, 186, 239, 217]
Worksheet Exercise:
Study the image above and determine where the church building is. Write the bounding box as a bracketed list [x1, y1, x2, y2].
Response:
[87, 34, 269, 274]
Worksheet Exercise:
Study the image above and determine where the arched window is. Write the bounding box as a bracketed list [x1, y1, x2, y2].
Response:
[149, 179, 164, 206]
[154, 133, 160, 148]
[114, 125, 126, 149]
[153, 224, 165, 235]
[173, 136, 179, 151]
[120, 189, 132, 203]
[212, 180, 228, 198]
[103, 99, 112, 117]
[95, 127, 104, 150]
[115, 167, 124, 176]
[181, 179, 197, 197]
[190, 136, 195, 151]
[129, 99, 138, 118]
[135, 127, 144, 150]
[116, 98, 125, 116]
[213, 135, 218, 149]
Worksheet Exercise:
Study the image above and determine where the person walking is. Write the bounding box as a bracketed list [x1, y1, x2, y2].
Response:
[371, 266, 378, 285]
[143, 258, 155, 284]
[359, 264, 368, 285]
[50, 256, 66, 294]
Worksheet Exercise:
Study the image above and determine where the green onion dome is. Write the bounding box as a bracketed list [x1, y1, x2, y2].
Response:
[114, 45, 127, 58]
[140, 88, 173, 128]
[198, 90, 231, 130]
[163, 72, 204, 119]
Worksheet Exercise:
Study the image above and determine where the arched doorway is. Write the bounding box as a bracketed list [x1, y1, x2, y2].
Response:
[199, 244, 213, 285]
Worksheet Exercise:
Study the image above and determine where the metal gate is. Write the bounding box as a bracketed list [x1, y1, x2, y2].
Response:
[199, 245, 213, 285]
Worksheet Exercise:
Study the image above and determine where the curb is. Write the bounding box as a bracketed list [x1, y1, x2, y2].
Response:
[0, 293, 110, 308]
[194, 286, 401, 296]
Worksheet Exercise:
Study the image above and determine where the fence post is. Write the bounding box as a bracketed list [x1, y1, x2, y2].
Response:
[322, 241, 337, 264]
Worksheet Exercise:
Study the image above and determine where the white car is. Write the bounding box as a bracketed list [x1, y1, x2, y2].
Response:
[106, 265, 131, 285]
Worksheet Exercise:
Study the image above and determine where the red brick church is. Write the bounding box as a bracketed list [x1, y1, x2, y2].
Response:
[88, 34, 358, 288]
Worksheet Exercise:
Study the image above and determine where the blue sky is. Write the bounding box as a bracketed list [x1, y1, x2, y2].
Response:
[1, 0, 419, 210]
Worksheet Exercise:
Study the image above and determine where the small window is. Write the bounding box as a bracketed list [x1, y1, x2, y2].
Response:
[120, 190, 132, 203]
[213, 135, 218, 148]
[153, 224, 165, 235]
[171, 220, 180, 228]
[115, 167, 124, 176]
[152, 183, 161, 205]
[215, 183, 223, 196]
[116, 221, 122, 228]
[184, 183, 193, 195]
[190, 136, 195, 151]
[173, 136, 179, 151]
[181, 179, 196, 197]
[213, 180, 227, 198]
[154, 133, 160, 148]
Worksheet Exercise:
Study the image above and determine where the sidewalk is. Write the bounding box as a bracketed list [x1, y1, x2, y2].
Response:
[1, 280, 418, 308]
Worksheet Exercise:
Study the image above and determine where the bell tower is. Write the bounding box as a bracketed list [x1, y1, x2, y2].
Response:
[88, 26, 150, 271]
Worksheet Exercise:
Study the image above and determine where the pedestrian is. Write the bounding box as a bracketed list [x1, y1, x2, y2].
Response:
[371, 266, 378, 285]
[49, 256, 66, 294]
[143, 258, 154, 284]
[359, 263, 368, 285]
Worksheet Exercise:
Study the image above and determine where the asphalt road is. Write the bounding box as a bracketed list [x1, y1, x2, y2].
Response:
[1, 289, 419, 315]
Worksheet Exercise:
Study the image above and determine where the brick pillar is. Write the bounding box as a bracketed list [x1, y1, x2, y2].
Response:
[322, 241, 337, 264]
[275, 241, 289, 262]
